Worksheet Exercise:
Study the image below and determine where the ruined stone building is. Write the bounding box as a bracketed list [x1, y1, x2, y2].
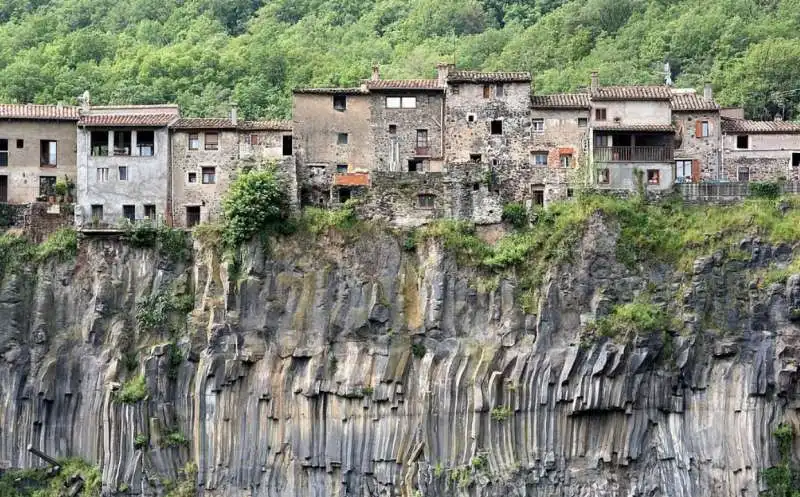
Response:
[170, 113, 293, 228]
[0, 104, 79, 204]
[75, 103, 179, 227]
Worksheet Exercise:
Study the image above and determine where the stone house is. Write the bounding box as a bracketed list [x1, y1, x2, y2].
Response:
[721, 118, 800, 182]
[671, 86, 722, 183]
[0, 104, 79, 204]
[169, 116, 293, 227]
[75, 103, 179, 227]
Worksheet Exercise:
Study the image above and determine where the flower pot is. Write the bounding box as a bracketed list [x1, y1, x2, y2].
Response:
[48, 195, 56, 204]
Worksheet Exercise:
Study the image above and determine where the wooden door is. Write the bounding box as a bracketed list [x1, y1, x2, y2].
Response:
[691, 159, 701, 183]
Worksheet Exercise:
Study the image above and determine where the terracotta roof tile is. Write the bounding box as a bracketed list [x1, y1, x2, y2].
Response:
[447, 71, 531, 83]
[0, 103, 79, 120]
[79, 114, 177, 127]
[721, 118, 800, 134]
[238, 120, 291, 131]
[671, 93, 720, 111]
[593, 123, 675, 132]
[172, 118, 237, 129]
[364, 79, 442, 90]
[591, 86, 672, 101]
[531, 93, 590, 109]
[293, 87, 368, 95]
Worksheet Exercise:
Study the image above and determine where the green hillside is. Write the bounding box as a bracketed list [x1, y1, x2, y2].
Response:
[1, 0, 799, 120]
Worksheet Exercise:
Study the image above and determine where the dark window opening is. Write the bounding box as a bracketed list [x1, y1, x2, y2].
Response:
[408, 159, 422, 172]
[473, 183, 480, 191]
[490, 120, 503, 135]
[492, 159, 498, 166]
[647, 169, 660, 185]
[595, 108, 607, 121]
[336, 164, 348, 173]
[532, 187, 544, 206]
[737, 135, 749, 149]
[186, 206, 201, 227]
[144, 204, 156, 220]
[567, 188, 574, 198]
[188, 133, 200, 150]
[496, 84, 504, 97]
[202, 167, 216, 184]
[578, 118, 588, 127]
[16, 139, 23, 149]
[282, 135, 292, 156]
[41, 140, 58, 166]
[205, 132, 219, 150]
[333, 94, 347, 111]
[0, 139, 7, 167]
[470, 154, 482, 163]
[137, 130, 154, 156]
[418, 194, 435, 209]
[0, 176, 6, 203]
[388, 125, 397, 134]
[467, 115, 475, 123]
[337, 133, 348, 145]
[123, 205, 135, 222]
[793, 153, 800, 167]
[118, 166, 128, 181]
[39, 176, 56, 196]
[91, 204, 103, 221]
[338, 187, 352, 203]
[188, 172, 197, 183]
[113, 131, 131, 156]
[483, 85, 490, 99]
[738, 166, 750, 182]
[91, 131, 108, 156]
[597, 168, 610, 184]
[532, 152, 548, 166]
[451, 85, 459, 95]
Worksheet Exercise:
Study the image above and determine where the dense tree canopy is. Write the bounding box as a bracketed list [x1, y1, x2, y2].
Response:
[1, 0, 799, 120]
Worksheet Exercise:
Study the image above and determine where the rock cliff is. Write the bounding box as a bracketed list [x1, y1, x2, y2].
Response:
[1, 215, 799, 497]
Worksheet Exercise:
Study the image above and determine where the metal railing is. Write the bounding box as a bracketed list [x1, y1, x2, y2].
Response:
[594, 146, 673, 162]
[677, 181, 800, 202]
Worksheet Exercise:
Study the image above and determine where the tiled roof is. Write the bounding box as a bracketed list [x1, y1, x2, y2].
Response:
[591, 86, 673, 101]
[447, 71, 531, 83]
[721, 118, 800, 134]
[78, 114, 177, 127]
[238, 120, 291, 131]
[172, 118, 237, 129]
[293, 87, 368, 95]
[0, 103, 79, 120]
[364, 79, 442, 90]
[671, 94, 720, 111]
[531, 93, 590, 109]
[593, 123, 675, 132]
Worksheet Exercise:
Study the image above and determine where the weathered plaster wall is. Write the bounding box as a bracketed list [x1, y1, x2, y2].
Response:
[591, 101, 672, 125]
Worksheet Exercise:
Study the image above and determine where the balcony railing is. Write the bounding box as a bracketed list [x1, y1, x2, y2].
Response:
[594, 146, 673, 162]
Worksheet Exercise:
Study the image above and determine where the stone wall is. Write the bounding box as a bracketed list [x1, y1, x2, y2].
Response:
[722, 133, 800, 181]
[673, 111, 722, 180]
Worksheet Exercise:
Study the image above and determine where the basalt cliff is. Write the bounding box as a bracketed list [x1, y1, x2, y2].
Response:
[1, 215, 799, 497]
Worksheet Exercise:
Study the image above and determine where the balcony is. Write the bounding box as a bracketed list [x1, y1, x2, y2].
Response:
[594, 146, 673, 163]
[414, 146, 431, 157]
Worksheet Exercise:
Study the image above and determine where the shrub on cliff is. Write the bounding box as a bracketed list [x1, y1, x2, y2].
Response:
[36, 227, 77, 262]
[222, 165, 289, 247]
[502, 202, 528, 229]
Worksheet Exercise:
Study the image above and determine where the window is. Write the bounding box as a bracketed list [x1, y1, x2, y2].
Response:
[738, 166, 750, 182]
[467, 115, 475, 123]
[282, 135, 293, 156]
[736, 135, 749, 149]
[91, 204, 103, 220]
[336, 164, 348, 173]
[418, 194, 435, 209]
[338, 187, 352, 203]
[676, 160, 693, 181]
[188, 133, 200, 150]
[594, 134, 612, 147]
[595, 108, 607, 121]
[40, 140, 57, 166]
[337, 133, 349, 145]
[16, 139, 23, 148]
[647, 169, 660, 185]
[205, 132, 219, 150]
[250, 134, 260, 146]
[490, 120, 503, 135]
[496, 84, 504, 97]
[137, 130, 154, 156]
[0, 139, 8, 167]
[39, 176, 56, 196]
[416, 129, 428, 148]
[91, 131, 108, 156]
[597, 168, 610, 184]
[202, 167, 216, 184]
[532, 152, 548, 166]
[451, 85, 459, 95]
[386, 97, 417, 109]
[696, 120, 710, 138]
[408, 159, 422, 172]
[144, 204, 156, 220]
[469, 154, 482, 163]
[123, 205, 135, 222]
[118, 166, 128, 181]
[578, 118, 588, 127]
[186, 206, 201, 228]
[793, 153, 800, 167]
[96, 167, 108, 182]
[483, 85, 490, 99]
[532, 119, 544, 134]
[113, 131, 131, 156]
[388, 125, 397, 134]
[560, 154, 572, 168]
[333, 94, 347, 111]
[532, 186, 544, 206]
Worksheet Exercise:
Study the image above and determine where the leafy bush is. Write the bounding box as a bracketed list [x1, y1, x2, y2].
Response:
[300, 201, 359, 235]
[491, 406, 513, 421]
[54, 180, 68, 197]
[116, 375, 148, 404]
[501, 202, 528, 229]
[136, 292, 174, 331]
[411, 343, 426, 358]
[222, 165, 289, 247]
[133, 433, 149, 450]
[588, 302, 670, 341]
[36, 227, 77, 262]
[162, 430, 190, 448]
[750, 182, 782, 199]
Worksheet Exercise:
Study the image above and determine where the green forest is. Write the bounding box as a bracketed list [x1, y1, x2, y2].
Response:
[0, 0, 799, 120]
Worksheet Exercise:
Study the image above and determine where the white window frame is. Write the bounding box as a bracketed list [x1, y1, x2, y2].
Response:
[676, 160, 692, 180]
[532, 119, 544, 134]
[531, 152, 548, 166]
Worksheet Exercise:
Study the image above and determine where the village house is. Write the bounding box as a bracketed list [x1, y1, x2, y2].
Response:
[720, 118, 800, 183]
[75, 97, 179, 227]
[670, 85, 722, 183]
[169, 110, 293, 228]
[0, 104, 79, 204]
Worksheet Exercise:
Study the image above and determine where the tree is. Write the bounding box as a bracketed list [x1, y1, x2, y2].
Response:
[221, 165, 289, 247]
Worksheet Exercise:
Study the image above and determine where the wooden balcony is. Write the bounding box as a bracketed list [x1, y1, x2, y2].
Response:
[594, 146, 673, 163]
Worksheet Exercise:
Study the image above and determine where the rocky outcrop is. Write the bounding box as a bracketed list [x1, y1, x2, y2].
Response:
[1, 219, 799, 497]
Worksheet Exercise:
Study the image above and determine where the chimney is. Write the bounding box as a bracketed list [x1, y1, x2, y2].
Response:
[437, 63, 452, 87]
[703, 82, 713, 101]
[230, 103, 238, 126]
[590, 71, 599, 91]
[371, 65, 380, 81]
[78, 90, 91, 112]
